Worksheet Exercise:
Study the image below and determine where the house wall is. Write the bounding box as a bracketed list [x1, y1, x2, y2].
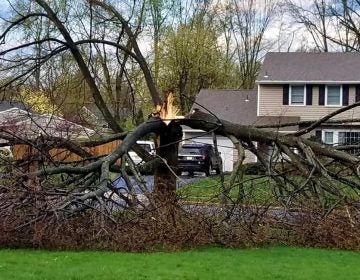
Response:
[232, 145, 257, 165]
[258, 84, 360, 120]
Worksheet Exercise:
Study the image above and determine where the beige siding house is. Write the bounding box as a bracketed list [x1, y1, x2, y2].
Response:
[257, 52, 360, 146]
[188, 53, 360, 169]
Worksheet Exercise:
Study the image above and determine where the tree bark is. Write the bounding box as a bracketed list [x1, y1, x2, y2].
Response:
[153, 121, 183, 208]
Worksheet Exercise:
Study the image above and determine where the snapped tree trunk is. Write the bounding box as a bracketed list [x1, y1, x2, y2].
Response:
[153, 121, 183, 208]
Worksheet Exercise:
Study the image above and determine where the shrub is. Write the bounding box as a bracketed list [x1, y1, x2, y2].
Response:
[243, 162, 266, 175]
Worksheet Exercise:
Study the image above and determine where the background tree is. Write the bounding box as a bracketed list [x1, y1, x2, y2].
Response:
[213, 0, 278, 89]
[145, 0, 181, 86]
[284, 0, 360, 52]
[158, 17, 239, 113]
[18, 86, 61, 114]
[328, 0, 360, 51]
[285, 0, 330, 52]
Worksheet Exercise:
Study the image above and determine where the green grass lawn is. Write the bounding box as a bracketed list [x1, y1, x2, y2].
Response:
[1, 246, 359, 280]
[178, 174, 360, 205]
[178, 175, 276, 204]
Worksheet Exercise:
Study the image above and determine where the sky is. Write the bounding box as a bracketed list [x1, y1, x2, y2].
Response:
[0, 0, 10, 18]
[0, 0, 329, 57]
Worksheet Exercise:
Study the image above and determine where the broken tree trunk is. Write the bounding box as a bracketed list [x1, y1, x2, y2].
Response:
[152, 92, 183, 222]
[153, 121, 182, 206]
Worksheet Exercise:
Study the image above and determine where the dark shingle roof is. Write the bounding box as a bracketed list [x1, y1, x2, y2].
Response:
[191, 89, 258, 125]
[0, 101, 28, 112]
[257, 52, 360, 83]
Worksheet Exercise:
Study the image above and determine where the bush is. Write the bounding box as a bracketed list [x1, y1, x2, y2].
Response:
[1, 179, 360, 251]
[243, 162, 266, 175]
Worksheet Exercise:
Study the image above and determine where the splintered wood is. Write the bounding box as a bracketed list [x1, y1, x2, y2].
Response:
[153, 92, 184, 125]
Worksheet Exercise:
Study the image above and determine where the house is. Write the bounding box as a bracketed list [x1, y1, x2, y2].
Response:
[0, 101, 28, 112]
[257, 52, 360, 147]
[186, 52, 360, 170]
[183, 89, 258, 172]
[79, 103, 132, 133]
[0, 100, 105, 162]
[79, 104, 112, 132]
[0, 101, 95, 140]
[0, 101, 30, 156]
[7, 114, 96, 140]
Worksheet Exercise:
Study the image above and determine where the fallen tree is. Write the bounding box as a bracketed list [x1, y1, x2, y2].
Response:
[1, 0, 360, 250]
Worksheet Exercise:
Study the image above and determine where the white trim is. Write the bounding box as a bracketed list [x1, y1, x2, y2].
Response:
[289, 85, 306, 106]
[322, 129, 360, 145]
[256, 80, 360, 84]
[182, 128, 205, 133]
[255, 142, 258, 162]
[325, 85, 342, 107]
[0, 107, 29, 116]
[279, 130, 297, 134]
[257, 84, 260, 116]
[322, 130, 335, 144]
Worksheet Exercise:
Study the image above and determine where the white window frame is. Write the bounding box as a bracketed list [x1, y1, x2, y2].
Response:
[325, 85, 342, 107]
[289, 85, 306, 106]
[323, 131, 334, 145]
[322, 129, 360, 146]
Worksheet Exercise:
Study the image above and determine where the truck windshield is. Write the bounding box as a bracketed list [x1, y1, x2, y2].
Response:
[138, 144, 152, 152]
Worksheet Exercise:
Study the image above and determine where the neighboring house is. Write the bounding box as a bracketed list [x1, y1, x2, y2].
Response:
[0, 101, 95, 140]
[183, 89, 258, 172]
[79, 105, 108, 131]
[257, 52, 360, 148]
[80, 103, 132, 133]
[0, 102, 30, 157]
[0, 101, 28, 112]
[7, 114, 95, 140]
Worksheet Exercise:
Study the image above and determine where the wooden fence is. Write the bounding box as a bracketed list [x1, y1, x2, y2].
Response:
[12, 140, 122, 162]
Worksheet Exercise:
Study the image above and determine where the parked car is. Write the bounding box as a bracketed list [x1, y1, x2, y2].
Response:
[128, 140, 156, 164]
[177, 143, 221, 176]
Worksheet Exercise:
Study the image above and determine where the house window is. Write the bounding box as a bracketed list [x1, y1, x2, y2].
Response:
[322, 130, 360, 154]
[339, 132, 360, 145]
[324, 131, 334, 144]
[339, 131, 360, 154]
[289, 85, 305, 105]
[326, 85, 342, 106]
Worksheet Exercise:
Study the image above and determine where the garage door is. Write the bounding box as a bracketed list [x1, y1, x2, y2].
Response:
[183, 132, 234, 172]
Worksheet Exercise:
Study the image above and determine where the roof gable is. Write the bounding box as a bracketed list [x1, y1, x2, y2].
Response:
[257, 52, 360, 84]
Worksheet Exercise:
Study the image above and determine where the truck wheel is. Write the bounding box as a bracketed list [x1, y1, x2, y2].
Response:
[205, 165, 211, 177]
